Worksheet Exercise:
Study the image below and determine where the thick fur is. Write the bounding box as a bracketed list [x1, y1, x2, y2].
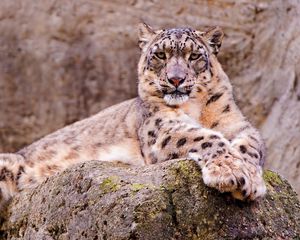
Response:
[0, 24, 266, 207]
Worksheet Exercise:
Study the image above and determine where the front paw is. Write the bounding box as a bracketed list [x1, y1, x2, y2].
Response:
[201, 153, 266, 200]
[202, 153, 249, 193]
[231, 164, 266, 200]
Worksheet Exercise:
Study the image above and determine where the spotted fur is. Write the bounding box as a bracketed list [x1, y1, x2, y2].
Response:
[0, 24, 266, 208]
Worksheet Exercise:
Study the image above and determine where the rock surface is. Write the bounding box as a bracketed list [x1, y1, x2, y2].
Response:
[0, 0, 300, 194]
[0, 160, 299, 240]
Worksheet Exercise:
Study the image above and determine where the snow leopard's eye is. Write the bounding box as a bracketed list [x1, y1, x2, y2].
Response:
[189, 53, 201, 61]
[154, 52, 166, 60]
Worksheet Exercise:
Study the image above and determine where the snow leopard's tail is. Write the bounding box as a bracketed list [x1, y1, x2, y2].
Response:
[0, 153, 25, 209]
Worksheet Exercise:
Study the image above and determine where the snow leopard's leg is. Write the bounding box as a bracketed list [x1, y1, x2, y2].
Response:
[199, 81, 266, 201]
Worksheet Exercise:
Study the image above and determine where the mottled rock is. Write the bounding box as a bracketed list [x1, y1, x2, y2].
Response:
[0, 160, 299, 239]
[0, 0, 299, 194]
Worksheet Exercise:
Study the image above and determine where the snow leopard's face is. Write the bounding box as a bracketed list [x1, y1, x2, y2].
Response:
[138, 24, 223, 106]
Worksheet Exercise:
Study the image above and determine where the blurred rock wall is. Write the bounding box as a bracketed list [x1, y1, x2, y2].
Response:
[0, 0, 299, 194]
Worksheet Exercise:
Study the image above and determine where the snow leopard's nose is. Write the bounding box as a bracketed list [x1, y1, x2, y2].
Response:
[168, 77, 185, 87]
[167, 63, 186, 87]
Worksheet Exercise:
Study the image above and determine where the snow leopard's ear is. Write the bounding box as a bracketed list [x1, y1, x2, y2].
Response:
[138, 22, 156, 49]
[198, 26, 224, 55]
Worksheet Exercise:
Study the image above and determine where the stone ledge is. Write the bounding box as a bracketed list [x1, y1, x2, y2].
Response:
[0, 159, 299, 239]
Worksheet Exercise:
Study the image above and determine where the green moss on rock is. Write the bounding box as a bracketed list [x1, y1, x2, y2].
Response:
[263, 170, 283, 185]
[131, 183, 145, 192]
[99, 176, 121, 193]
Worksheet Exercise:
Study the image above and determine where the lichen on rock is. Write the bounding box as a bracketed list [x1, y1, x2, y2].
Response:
[99, 176, 121, 193]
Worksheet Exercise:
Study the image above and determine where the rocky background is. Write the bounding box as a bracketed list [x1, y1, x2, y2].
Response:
[0, 0, 299, 196]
